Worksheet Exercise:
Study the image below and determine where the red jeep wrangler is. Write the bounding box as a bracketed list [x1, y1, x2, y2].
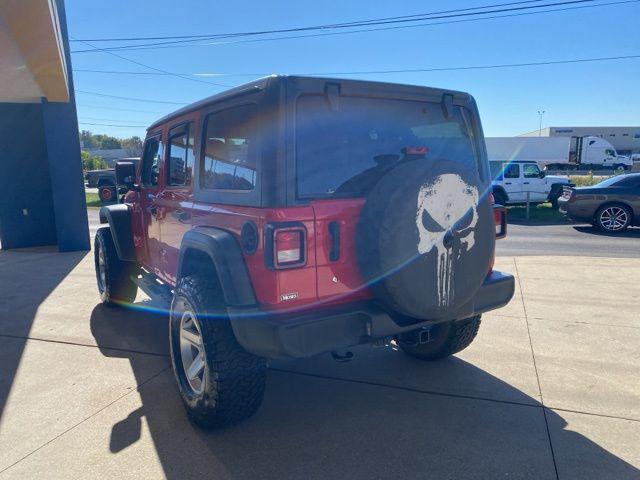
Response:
[95, 76, 514, 428]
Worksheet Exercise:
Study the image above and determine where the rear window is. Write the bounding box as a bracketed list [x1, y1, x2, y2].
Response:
[594, 175, 640, 188]
[295, 95, 481, 198]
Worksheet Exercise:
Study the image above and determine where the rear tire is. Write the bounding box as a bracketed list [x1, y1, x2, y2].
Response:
[94, 227, 138, 305]
[493, 189, 508, 206]
[399, 315, 481, 360]
[594, 204, 632, 233]
[170, 275, 266, 429]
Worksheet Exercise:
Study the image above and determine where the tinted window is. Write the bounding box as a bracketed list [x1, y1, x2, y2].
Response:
[141, 135, 163, 187]
[612, 175, 640, 187]
[592, 175, 636, 188]
[201, 104, 258, 191]
[504, 164, 520, 179]
[523, 163, 541, 178]
[167, 124, 195, 187]
[295, 95, 480, 198]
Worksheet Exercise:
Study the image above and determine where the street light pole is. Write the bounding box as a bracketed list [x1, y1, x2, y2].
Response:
[537, 110, 545, 136]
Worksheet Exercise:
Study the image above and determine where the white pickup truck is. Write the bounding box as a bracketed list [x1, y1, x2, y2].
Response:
[490, 160, 571, 208]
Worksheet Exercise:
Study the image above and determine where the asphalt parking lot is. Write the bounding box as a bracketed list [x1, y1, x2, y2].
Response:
[0, 213, 638, 479]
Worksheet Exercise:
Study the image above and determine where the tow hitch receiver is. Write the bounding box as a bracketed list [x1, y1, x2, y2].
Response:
[399, 327, 434, 347]
[418, 328, 432, 344]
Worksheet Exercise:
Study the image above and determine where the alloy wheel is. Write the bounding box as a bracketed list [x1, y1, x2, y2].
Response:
[599, 206, 628, 232]
[179, 311, 206, 394]
[97, 244, 106, 292]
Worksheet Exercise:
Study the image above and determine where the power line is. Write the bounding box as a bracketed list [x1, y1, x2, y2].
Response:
[78, 103, 166, 114]
[71, 0, 636, 54]
[79, 122, 148, 128]
[71, 38, 233, 87]
[71, 0, 548, 43]
[74, 53, 640, 78]
[76, 90, 187, 105]
[79, 116, 155, 122]
[299, 53, 640, 75]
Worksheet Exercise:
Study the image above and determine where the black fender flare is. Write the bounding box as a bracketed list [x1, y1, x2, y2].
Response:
[177, 227, 256, 307]
[492, 185, 508, 203]
[99, 204, 137, 261]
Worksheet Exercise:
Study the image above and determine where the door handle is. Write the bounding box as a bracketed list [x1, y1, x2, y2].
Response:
[523, 182, 530, 185]
[505, 182, 512, 185]
[328, 221, 340, 262]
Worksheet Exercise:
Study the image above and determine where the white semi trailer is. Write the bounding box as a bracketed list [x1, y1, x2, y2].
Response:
[485, 136, 632, 170]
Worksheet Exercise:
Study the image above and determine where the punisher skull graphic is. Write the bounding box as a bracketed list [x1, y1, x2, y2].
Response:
[416, 173, 480, 307]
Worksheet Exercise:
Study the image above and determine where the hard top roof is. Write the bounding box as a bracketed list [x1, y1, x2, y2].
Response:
[146, 75, 469, 132]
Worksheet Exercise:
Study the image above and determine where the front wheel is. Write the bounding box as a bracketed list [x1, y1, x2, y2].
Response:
[94, 227, 138, 305]
[595, 204, 631, 233]
[398, 315, 481, 360]
[169, 275, 266, 429]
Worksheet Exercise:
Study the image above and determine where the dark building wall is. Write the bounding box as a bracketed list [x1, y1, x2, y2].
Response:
[41, 0, 89, 252]
[0, 104, 58, 249]
[0, 0, 89, 251]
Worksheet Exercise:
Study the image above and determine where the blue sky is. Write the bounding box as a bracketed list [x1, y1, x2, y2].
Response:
[66, 0, 640, 139]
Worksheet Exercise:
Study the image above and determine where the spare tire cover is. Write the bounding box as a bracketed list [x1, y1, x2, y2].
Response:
[357, 159, 494, 320]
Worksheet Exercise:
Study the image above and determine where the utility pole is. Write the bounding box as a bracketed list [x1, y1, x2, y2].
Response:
[537, 110, 545, 136]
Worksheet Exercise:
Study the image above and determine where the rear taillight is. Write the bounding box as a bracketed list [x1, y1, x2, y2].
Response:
[273, 227, 305, 268]
[493, 205, 507, 239]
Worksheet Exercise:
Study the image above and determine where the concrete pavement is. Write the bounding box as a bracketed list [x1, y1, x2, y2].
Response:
[0, 249, 638, 479]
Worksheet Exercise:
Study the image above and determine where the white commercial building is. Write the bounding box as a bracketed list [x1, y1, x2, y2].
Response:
[520, 127, 640, 156]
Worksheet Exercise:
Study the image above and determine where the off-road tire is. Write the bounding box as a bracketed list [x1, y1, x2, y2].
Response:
[98, 184, 116, 203]
[170, 275, 266, 429]
[399, 315, 481, 360]
[94, 227, 138, 305]
[594, 203, 632, 233]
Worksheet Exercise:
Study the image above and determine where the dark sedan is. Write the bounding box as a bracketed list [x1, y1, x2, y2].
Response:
[559, 173, 640, 233]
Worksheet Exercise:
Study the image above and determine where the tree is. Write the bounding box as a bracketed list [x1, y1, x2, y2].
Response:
[80, 130, 98, 149]
[122, 136, 143, 157]
[81, 150, 107, 171]
[94, 134, 122, 149]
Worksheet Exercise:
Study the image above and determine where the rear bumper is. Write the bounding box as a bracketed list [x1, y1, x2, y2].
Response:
[228, 270, 515, 359]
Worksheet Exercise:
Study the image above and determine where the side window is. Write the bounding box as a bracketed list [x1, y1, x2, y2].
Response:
[141, 135, 163, 187]
[167, 123, 195, 187]
[614, 176, 640, 188]
[523, 163, 541, 178]
[504, 163, 520, 179]
[490, 162, 503, 180]
[201, 104, 258, 191]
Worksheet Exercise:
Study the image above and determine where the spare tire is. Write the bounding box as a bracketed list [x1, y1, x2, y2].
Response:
[357, 159, 494, 320]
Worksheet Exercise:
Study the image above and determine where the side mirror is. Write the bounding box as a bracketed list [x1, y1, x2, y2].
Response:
[539, 170, 546, 178]
[115, 161, 136, 189]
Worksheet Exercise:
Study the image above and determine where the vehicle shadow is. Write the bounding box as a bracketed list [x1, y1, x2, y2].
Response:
[573, 225, 640, 237]
[90, 304, 640, 480]
[0, 247, 87, 422]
